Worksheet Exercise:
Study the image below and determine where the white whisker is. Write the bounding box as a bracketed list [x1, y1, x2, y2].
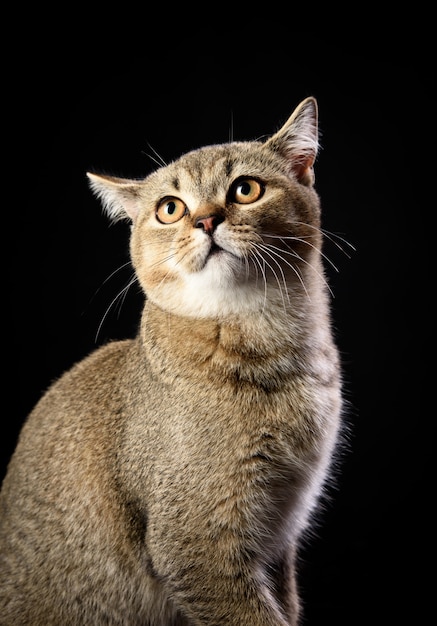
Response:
[142, 142, 167, 168]
[250, 252, 268, 314]
[322, 229, 356, 257]
[90, 262, 133, 297]
[242, 251, 252, 282]
[154, 250, 192, 291]
[151, 252, 179, 268]
[255, 243, 311, 300]
[253, 244, 290, 311]
[263, 242, 334, 297]
[295, 221, 356, 258]
[95, 275, 138, 343]
[265, 233, 339, 273]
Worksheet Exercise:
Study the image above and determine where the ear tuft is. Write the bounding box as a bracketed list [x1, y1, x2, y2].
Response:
[266, 96, 319, 186]
[87, 172, 143, 222]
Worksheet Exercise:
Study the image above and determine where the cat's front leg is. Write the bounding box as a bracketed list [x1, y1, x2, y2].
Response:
[170, 575, 294, 626]
[266, 546, 301, 624]
[147, 537, 296, 626]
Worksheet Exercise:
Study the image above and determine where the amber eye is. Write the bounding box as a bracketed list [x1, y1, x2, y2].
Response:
[156, 197, 187, 224]
[231, 178, 264, 204]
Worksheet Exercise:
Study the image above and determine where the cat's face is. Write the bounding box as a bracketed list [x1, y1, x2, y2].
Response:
[88, 97, 322, 319]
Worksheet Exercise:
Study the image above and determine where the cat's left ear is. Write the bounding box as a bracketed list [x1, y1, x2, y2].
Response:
[266, 96, 319, 186]
[87, 172, 143, 222]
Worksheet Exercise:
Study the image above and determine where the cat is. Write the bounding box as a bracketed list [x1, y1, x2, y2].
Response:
[0, 96, 343, 625]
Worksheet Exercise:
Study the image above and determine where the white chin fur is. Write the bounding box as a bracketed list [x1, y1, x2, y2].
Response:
[153, 253, 268, 319]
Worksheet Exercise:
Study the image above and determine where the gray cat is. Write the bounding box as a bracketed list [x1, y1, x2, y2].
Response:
[0, 97, 343, 625]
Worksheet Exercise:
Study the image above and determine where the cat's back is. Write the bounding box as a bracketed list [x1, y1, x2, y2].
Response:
[0, 338, 134, 518]
[10, 337, 132, 438]
[0, 337, 155, 623]
[1, 338, 136, 495]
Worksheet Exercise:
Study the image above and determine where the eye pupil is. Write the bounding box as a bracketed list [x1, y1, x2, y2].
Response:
[156, 197, 187, 224]
[232, 178, 263, 205]
[239, 181, 251, 196]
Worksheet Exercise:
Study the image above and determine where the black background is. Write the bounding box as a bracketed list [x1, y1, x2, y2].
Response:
[3, 17, 433, 626]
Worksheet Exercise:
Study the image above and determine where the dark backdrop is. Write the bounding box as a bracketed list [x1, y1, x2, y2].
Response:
[3, 21, 433, 626]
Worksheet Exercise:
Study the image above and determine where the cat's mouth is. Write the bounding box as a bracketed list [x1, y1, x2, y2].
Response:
[201, 239, 240, 272]
[207, 241, 236, 262]
[208, 242, 223, 257]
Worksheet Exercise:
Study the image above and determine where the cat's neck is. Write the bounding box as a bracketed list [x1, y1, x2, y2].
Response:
[139, 296, 332, 389]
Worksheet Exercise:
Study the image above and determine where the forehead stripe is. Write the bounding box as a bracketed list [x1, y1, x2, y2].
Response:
[224, 156, 234, 178]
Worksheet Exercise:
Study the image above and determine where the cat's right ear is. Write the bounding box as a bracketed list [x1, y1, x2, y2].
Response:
[86, 173, 142, 223]
[265, 97, 319, 186]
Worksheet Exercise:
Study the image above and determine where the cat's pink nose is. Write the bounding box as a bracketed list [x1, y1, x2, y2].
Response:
[195, 214, 224, 235]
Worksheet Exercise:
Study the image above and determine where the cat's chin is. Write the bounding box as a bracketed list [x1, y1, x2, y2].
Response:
[206, 242, 223, 258]
[147, 254, 268, 320]
[198, 240, 240, 272]
[160, 285, 266, 320]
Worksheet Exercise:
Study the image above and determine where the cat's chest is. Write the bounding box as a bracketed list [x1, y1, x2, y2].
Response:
[129, 302, 338, 443]
[120, 359, 331, 528]
[128, 341, 325, 459]
[139, 302, 312, 389]
[121, 315, 340, 507]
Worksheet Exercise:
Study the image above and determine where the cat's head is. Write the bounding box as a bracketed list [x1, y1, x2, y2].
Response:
[88, 97, 323, 319]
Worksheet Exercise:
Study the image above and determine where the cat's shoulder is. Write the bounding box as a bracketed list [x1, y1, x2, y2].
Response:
[42, 339, 136, 402]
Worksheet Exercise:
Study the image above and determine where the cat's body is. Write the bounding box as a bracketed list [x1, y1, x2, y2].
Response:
[0, 97, 343, 625]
